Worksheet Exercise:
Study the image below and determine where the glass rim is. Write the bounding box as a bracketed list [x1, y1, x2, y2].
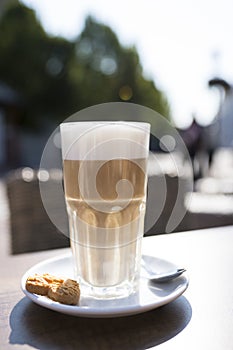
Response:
[60, 121, 151, 130]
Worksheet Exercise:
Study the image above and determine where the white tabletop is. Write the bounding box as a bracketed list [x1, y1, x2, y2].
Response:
[1, 225, 233, 349]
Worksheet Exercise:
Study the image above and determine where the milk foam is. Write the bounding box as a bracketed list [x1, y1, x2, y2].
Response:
[60, 122, 150, 160]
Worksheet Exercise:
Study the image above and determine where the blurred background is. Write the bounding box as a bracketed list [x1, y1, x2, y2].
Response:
[0, 0, 233, 254]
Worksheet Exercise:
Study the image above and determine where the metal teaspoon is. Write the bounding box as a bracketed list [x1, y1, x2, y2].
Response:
[148, 268, 186, 283]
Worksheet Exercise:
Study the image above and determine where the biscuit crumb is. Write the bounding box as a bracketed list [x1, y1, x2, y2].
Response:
[25, 273, 80, 305]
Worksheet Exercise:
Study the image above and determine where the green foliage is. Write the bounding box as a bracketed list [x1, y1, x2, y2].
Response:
[0, 1, 170, 129]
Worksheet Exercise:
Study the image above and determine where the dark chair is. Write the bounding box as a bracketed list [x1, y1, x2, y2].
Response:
[6, 168, 69, 254]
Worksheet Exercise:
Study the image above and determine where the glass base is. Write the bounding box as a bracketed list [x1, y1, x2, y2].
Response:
[79, 278, 139, 299]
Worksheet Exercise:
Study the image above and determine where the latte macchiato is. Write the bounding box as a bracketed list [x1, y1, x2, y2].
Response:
[60, 121, 150, 298]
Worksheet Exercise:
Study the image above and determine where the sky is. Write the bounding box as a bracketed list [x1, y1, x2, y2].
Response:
[21, 0, 233, 128]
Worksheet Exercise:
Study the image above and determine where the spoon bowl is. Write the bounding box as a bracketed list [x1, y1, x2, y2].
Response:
[141, 256, 186, 283]
[149, 268, 186, 283]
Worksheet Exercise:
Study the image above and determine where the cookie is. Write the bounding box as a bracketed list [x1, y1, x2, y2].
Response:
[25, 273, 80, 305]
[25, 274, 53, 295]
[48, 279, 80, 305]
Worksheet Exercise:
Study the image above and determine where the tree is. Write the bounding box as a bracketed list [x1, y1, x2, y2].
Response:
[74, 17, 170, 117]
[0, 2, 170, 129]
[0, 1, 77, 128]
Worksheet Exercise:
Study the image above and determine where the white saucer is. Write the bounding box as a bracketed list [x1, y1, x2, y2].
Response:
[21, 252, 189, 318]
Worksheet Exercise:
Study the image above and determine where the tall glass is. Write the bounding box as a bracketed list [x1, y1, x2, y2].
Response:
[60, 121, 150, 298]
